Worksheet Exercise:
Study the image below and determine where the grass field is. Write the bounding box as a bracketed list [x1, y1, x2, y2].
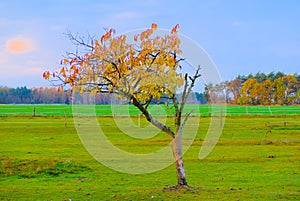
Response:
[0, 115, 300, 200]
[0, 104, 299, 116]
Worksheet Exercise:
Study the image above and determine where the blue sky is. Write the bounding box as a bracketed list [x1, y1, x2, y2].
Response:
[1, 0, 300, 88]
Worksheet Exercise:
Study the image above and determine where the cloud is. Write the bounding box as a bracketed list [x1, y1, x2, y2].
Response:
[24, 67, 43, 75]
[6, 36, 36, 54]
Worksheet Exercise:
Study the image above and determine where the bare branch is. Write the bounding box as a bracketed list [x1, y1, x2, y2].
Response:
[149, 51, 161, 67]
[65, 30, 94, 50]
[131, 95, 175, 140]
[186, 65, 201, 96]
[144, 96, 153, 109]
[180, 110, 194, 131]
[172, 52, 185, 67]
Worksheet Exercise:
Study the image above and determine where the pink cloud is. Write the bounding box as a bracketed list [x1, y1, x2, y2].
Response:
[24, 67, 43, 75]
[6, 36, 35, 54]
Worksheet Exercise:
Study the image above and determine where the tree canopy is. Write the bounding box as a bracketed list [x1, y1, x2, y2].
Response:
[43, 24, 184, 102]
[43, 24, 202, 188]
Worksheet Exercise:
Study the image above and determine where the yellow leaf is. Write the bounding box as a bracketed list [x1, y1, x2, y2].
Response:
[63, 59, 69, 64]
[60, 68, 67, 77]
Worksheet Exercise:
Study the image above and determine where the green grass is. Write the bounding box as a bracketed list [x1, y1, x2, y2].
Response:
[0, 104, 299, 116]
[0, 115, 299, 200]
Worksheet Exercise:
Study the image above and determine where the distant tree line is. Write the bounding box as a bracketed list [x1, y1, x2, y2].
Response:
[0, 87, 71, 104]
[1, 72, 299, 105]
[0, 86, 208, 104]
[0, 87, 109, 104]
[206, 72, 300, 105]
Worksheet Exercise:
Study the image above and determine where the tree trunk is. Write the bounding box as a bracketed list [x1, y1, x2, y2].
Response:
[172, 134, 188, 186]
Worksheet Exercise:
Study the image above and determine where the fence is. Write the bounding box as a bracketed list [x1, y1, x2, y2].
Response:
[0, 104, 300, 117]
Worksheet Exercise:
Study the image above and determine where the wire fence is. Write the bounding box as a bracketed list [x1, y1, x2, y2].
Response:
[0, 104, 300, 117]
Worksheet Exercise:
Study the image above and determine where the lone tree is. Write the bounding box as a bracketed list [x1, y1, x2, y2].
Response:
[43, 24, 201, 188]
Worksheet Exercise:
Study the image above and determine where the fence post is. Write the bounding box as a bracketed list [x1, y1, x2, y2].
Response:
[220, 109, 223, 127]
[33, 106, 36, 117]
[138, 113, 141, 128]
[64, 109, 67, 127]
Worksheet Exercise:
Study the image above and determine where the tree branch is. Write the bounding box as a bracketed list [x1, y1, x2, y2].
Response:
[178, 110, 194, 135]
[131, 95, 175, 140]
[175, 65, 201, 132]
[65, 31, 94, 50]
[144, 96, 153, 109]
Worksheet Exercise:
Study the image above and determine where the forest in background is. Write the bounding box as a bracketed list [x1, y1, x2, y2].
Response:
[208, 71, 300, 105]
[1, 71, 299, 105]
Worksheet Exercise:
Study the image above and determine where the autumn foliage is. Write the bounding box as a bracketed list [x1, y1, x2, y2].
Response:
[206, 72, 300, 105]
[43, 23, 184, 103]
[43, 23, 202, 187]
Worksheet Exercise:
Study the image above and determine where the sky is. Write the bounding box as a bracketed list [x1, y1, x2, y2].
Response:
[1, 0, 300, 89]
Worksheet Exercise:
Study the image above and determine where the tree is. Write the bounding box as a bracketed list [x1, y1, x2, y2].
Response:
[203, 84, 212, 104]
[257, 79, 274, 105]
[296, 73, 300, 82]
[43, 24, 202, 188]
[273, 78, 286, 105]
[238, 78, 259, 105]
[281, 75, 298, 104]
[254, 72, 267, 83]
[226, 78, 242, 104]
[267, 71, 276, 82]
[194, 92, 208, 104]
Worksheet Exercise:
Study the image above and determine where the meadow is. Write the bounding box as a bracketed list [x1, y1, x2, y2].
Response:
[0, 105, 300, 200]
[0, 104, 300, 116]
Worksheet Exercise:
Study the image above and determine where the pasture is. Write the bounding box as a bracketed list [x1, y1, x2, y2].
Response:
[0, 104, 300, 117]
[0, 105, 300, 200]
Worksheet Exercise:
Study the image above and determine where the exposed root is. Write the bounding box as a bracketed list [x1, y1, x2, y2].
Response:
[162, 184, 198, 192]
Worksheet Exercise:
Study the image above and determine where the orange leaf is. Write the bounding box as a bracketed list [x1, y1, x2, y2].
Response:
[101, 34, 106, 43]
[63, 59, 69, 64]
[70, 65, 76, 71]
[151, 23, 158, 30]
[60, 68, 66, 77]
[43, 71, 50, 80]
[171, 24, 180, 34]
[101, 29, 115, 43]
[109, 28, 116, 35]
[95, 40, 99, 46]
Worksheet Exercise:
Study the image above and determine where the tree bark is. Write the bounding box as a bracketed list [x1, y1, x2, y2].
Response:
[131, 95, 188, 186]
[172, 132, 188, 186]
